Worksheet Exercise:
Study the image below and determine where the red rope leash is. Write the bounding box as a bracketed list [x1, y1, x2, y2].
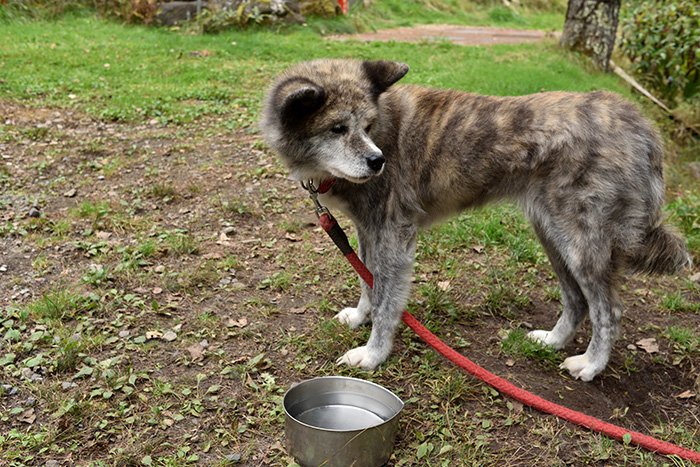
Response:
[317, 212, 700, 464]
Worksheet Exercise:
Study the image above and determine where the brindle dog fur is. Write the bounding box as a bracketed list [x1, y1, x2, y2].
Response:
[260, 59, 691, 381]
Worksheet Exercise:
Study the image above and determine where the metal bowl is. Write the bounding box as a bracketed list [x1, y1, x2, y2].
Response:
[284, 376, 404, 467]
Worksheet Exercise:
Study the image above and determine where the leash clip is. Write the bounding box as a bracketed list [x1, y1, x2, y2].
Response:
[300, 180, 330, 217]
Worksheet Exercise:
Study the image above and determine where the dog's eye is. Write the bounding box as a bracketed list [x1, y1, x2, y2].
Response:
[331, 124, 348, 135]
[365, 124, 372, 134]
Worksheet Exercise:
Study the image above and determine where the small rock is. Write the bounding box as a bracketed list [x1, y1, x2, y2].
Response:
[118, 330, 131, 338]
[64, 188, 77, 198]
[154, 265, 166, 274]
[162, 330, 178, 342]
[223, 226, 236, 236]
[1, 384, 18, 396]
[21, 368, 43, 382]
[224, 453, 242, 463]
[28, 207, 41, 218]
[0, 264, 7, 273]
[61, 381, 78, 390]
[45, 460, 60, 467]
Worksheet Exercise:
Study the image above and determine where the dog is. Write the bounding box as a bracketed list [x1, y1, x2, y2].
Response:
[260, 59, 692, 381]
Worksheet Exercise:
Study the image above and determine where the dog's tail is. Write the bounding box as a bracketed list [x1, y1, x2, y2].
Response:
[629, 224, 693, 275]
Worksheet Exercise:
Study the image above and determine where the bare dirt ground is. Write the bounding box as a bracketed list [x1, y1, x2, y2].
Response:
[1, 92, 699, 465]
[330, 24, 551, 46]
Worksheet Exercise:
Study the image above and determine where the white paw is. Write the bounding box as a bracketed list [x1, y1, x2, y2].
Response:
[560, 354, 600, 382]
[334, 307, 368, 329]
[336, 346, 382, 370]
[527, 329, 565, 350]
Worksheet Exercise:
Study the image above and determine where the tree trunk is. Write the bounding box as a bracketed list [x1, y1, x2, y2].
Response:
[560, 0, 621, 71]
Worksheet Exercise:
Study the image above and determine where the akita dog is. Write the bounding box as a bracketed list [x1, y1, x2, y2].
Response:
[260, 59, 691, 381]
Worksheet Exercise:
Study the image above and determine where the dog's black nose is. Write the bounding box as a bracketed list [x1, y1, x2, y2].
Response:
[366, 155, 385, 173]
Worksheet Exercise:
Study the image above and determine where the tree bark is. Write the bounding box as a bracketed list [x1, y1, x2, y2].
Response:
[560, 0, 621, 71]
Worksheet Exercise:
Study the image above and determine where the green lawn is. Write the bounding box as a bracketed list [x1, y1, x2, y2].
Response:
[0, 14, 624, 125]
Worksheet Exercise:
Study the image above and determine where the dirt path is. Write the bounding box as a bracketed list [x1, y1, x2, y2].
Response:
[330, 24, 552, 45]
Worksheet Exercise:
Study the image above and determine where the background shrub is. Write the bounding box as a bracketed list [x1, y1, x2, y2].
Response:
[620, 0, 699, 104]
[0, 0, 158, 23]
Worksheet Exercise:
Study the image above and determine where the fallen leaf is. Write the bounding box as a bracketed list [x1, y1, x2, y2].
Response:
[146, 330, 162, 340]
[190, 49, 213, 57]
[63, 188, 77, 198]
[202, 252, 223, 260]
[227, 317, 248, 328]
[73, 366, 93, 379]
[19, 408, 36, 424]
[290, 307, 306, 314]
[152, 287, 163, 295]
[505, 358, 515, 367]
[675, 390, 696, 399]
[437, 280, 451, 291]
[284, 232, 300, 242]
[635, 337, 659, 354]
[509, 400, 524, 415]
[187, 343, 205, 361]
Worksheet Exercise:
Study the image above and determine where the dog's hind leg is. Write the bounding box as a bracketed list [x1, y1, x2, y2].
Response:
[528, 224, 588, 349]
[559, 244, 623, 382]
[337, 225, 417, 370]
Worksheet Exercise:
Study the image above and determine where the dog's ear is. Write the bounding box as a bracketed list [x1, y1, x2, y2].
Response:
[363, 60, 409, 95]
[277, 79, 326, 126]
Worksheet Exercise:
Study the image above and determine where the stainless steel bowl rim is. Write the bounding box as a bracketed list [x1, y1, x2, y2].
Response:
[283, 376, 404, 433]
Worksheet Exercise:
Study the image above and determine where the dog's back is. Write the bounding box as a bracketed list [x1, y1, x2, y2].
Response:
[374, 85, 690, 273]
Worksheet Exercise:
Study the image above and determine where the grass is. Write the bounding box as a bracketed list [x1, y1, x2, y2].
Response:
[0, 6, 699, 466]
[0, 14, 630, 127]
[500, 328, 561, 366]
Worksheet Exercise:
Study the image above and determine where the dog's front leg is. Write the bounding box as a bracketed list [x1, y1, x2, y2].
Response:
[335, 230, 373, 328]
[335, 281, 372, 328]
[337, 225, 416, 370]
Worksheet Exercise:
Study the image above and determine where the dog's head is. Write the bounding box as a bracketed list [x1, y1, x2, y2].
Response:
[260, 59, 409, 183]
